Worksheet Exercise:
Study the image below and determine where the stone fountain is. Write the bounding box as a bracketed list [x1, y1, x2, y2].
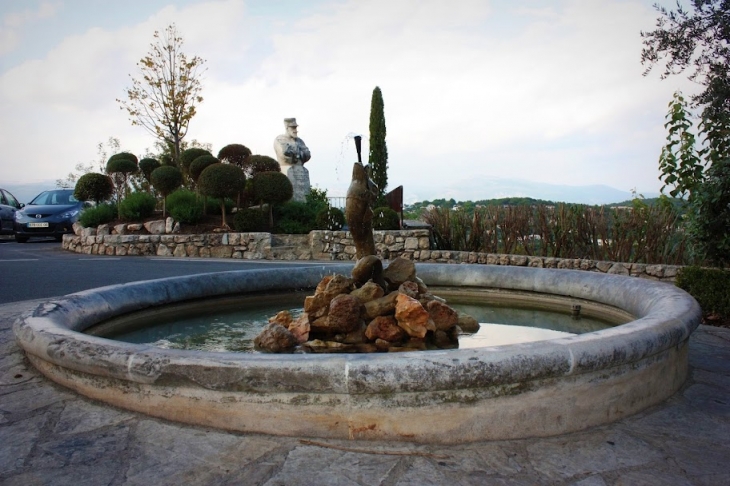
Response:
[253, 136, 474, 353]
[12, 136, 702, 443]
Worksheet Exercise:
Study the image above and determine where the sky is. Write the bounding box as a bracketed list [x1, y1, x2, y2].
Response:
[0, 0, 700, 204]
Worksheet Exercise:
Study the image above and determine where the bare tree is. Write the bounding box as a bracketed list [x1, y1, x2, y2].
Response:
[117, 24, 205, 166]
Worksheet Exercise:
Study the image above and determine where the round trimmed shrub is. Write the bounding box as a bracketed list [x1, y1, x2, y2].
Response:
[233, 208, 266, 232]
[218, 144, 252, 168]
[166, 189, 203, 224]
[150, 166, 183, 197]
[106, 152, 138, 174]
[190, 155, 219, 183]
[118, 192, 156, 221]
[316, 206, 345, 230]
[373, 206, 400, 230]
[252, 171, 293, 205]
[78, 203, 116, 227]
[74, 173, 114, 204]
[198, 164, 246, 199]
[247, 155, 281, 176]
[180, 148, 212, 172]
[198, 163, 246, 226]
[139, 158, 161, 181]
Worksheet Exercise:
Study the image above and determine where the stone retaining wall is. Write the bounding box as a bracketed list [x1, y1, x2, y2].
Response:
[63, 227, 680, 282]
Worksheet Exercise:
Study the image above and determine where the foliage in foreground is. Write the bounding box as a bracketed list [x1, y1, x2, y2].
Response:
[423, 202, 689, 265]
[79, 203, 116, 227]
[166, 189, 203, 224]
[118, 191, 157, 221]
[676, 266, 730, 320]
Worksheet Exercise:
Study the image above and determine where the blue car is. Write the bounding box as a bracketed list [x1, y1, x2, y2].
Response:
[0, 188, 23, 236]
[14, 189, 87, 242]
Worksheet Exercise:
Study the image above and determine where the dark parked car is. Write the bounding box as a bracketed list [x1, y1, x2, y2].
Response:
[0, 188, 23, 236]
[14, 189, 88, 242]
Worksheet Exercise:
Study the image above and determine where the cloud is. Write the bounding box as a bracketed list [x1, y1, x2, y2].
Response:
[0, 1, 60, 55]
[0, 0, 703, 200]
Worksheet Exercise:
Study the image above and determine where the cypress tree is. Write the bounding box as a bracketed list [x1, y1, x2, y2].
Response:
[368, 86, 388, 201]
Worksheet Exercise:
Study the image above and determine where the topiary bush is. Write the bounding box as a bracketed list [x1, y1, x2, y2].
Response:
[198, 163, 246, 227]
[189, 155, 219, 184]
[118, 191, 157, 221]
[139, 158, 161, 181]
[74, 173, 114, 204]
[373, 206, 400, 230]
[166, 189, 203, 224]
[316, 206, 345, 230]
[676, 266, 730, 320]
[246, 154, 281, 177]
[218, 144, 252, 168]
[150, 165, 183, 217]
[233, 208, 267, 232]
[180, 147, 212, 173]
[78, 203, 116, 227]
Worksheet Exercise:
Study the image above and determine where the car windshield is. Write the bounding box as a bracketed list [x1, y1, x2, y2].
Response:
[30, 190, 78, 206]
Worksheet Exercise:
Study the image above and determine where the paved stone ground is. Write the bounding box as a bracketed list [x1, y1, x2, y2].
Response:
[1, 299, 729, 486]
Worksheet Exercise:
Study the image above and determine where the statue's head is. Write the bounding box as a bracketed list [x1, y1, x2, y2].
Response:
[284, 118, 298, 138]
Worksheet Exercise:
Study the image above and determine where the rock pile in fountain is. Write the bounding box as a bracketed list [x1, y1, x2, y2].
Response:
[253, 256, 479, 353]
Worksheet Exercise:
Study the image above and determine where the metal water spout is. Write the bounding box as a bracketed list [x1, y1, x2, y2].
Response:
[354, 135, 363, 164]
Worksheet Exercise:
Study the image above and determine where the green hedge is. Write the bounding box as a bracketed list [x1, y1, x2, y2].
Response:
[78, 203, 116, 227]
[676, 266, 730, 319]
[119, 192, 156, 221]
[166, 189, 203, 224]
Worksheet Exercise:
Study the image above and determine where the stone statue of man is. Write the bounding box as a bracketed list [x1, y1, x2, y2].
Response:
[274, 118, 311, 174]
[273, 118, 312, 202]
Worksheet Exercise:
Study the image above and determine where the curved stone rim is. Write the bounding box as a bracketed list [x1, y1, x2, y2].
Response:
[13, 263, 701, 395]
[13, 263, 703, 442]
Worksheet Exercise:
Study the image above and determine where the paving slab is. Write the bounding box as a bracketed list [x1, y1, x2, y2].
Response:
[1, 299, 728, 485]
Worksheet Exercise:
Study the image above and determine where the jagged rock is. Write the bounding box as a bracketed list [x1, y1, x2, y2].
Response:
[288, 313, 311, 343]
[302, 339, 354, 353]
[383, 256, 416, 288]
[398, 281, 420, 299]
[144, 220, 166, 235]
[433, 330, 458, 349]
[394, 294, 430, 338]
[415, 277, 429, 294]
[269, 310, 293, 327]
[172, 222, 181, 233]
[165, 217, 174, 234]
[97, 224, 110, 236]
[72, 222, 83, 236]
[363, 291, 399, 319]
[365, 316, 407, 343]
[114, 224, 126, 235]
[457, 312, 480, 333]
[351, 255, 384, 287]
[254, 323, 297, 352]
[350, 281, 384, 303]
[327, 294, 362, 334]
[127, 224, 143, 232]
[427, 300, 459, 331]
[309, 315, 331, 333]
[334, 321, 367, 344]
[305, 275, 354, 319]
[374, 339, 392, 351]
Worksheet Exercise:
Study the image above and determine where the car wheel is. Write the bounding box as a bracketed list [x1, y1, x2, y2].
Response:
[15, 235, 28, 243]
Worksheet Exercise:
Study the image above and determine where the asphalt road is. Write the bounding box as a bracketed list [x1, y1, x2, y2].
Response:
[0, 237, 339, 305]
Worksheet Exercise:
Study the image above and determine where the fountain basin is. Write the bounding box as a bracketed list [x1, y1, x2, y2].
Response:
[13, 264, 701, 443]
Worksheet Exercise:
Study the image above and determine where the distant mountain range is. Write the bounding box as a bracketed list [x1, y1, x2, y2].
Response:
[4, 176, 659, 207]
[2, 180, 60, 204]
[405, 177, 659, 206]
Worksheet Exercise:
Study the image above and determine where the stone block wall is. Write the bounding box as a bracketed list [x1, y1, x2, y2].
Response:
[62, 225, 680, 282]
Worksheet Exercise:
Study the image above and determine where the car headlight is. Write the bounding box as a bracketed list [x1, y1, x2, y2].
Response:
[60, 209, 80, 219]
[15, 212, 24, 221]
